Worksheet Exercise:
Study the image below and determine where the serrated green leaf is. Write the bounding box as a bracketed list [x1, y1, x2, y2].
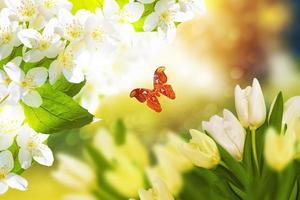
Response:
[52, 76, 86, 97]
[22, 84, 93, 134]
[268, 92, 283, 133]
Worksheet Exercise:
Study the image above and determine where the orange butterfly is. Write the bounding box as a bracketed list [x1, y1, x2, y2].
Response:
[130, 66, 176, 112]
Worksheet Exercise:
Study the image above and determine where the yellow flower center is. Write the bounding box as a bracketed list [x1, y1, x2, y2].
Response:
[27, 139, 38, 150]
[17, 0, 37, 19]
[38, 39, 50, 51]
[21, 76, 33, 88]
[0, 26, 13, 44]
[0, 168, 8, 180]
[91, 28, 103, 41]
[58, 50, 74, 69]
[65, 21, 83, 40]
[44, 0, 56, 9]
[159, 11, 172, 23]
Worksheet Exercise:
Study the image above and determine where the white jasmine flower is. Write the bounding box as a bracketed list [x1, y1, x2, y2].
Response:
[4, 0, 38, 22]
[202, 109, 246, 161]
[0, 105, 24, 151]
[16, 124, 54, 169]
[18, 24, 62, 62]
[57, 9, 91, 42]
[0, 150, 28, 194]
[49, 44, 87, 84]
[103, 0, 144, 27]
[84, 9, 118, 52]
[38, 0, 72, 20]
[179, 0, 205, 20]
[143, 0, 186, 42]
[235, 78, 266, 130]
[0, 16, 21, 59]
[4, 57, 48, 107]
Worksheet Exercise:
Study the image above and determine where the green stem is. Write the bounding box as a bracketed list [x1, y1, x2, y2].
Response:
[251, 129, 259, 173]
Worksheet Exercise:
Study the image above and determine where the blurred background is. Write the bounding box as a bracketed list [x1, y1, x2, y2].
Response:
[3, 0, 300, 199]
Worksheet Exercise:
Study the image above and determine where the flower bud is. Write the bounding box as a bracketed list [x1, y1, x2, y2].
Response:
[178, 129, 220, 168]
[264, 128, 295, 172]
[202, 110, 245, 161]
[235, 78, 266, 129]
[138, 177, 174, 200]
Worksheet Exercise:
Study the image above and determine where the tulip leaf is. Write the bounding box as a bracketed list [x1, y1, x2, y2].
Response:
[22, 84, 94, 134]
[113, 118, 126, 145]
[217, 144, 248, 188]
[52, 76, 86, 97]
[268, 92, 283, 133]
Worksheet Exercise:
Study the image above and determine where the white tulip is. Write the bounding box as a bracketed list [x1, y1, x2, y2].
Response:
[146, 160, 182, 195]
[0, 105, 24, 151]
[283, 96, 300, 125]
[16, 124, 53, 169]
[52, 153, 95, 190]
[202, 109, 246, 161]
[154, 133, 193, 173]
[264, 128, 295, 172]
[235, 78, 266, 129]
[0, 150, 28, 194]
[0, 16, 21, 59]
[4, 57, 48, 107]
[143, 0, 186, 42]
[138, 177, 174, 200]
[178, 129, 220, 168]
[18, 25, 62, 62]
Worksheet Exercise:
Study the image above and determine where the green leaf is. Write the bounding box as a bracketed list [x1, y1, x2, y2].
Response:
[70, 0, 103, 13]
[217, 144, 248, 188]
[268, 92, 283, 133]
[22, 84, 94, 134]
[113, 118, 126, 145]
[52, 76, 86, 97]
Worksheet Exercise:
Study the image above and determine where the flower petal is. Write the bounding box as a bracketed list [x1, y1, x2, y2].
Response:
[18, 147, 32, 169]
[143, 13, 159, 32]
[23, 50, 44, 63]
[124, 2, 144, 23]
[0, 133, 15, 151]
[18, 29, 40, 48]
[22, 90, 43, 108]
[4, 57, 24, 82]
[62, 67, 84, 84]
[26, 67, 48, 87]
[16, 124, 33, 147]
[0, 150, 14, 171]
[104, 0, 120, 18]
[0, 182, 8, 194]
[6, 173, 28, 191]
[0, 44, 13, 60]
[32, 144, 54, 166]
[49, 60, 62, 85]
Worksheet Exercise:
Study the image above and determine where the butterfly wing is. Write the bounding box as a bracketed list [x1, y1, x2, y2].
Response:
[130, 88, 162, 112]
[154, 66, 168, 87]
[130, 88, 151, 102]
[159, 84, 176, 99]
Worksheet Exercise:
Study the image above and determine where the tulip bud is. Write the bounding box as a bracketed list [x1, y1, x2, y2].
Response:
[283, 96, 300, 125]
[264, 128, 295, 172]
[138, 177, 174, 200]
[146, 161, 183, 195]
[153, 133, 193, 173]
[235, 78, 266, 129]
[178, 129, 220, 168]
[202, 109, 245, 161]
[52, 154, 95, 190]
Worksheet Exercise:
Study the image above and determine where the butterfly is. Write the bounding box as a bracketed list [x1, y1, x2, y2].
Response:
[130, 66, 176, 112]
